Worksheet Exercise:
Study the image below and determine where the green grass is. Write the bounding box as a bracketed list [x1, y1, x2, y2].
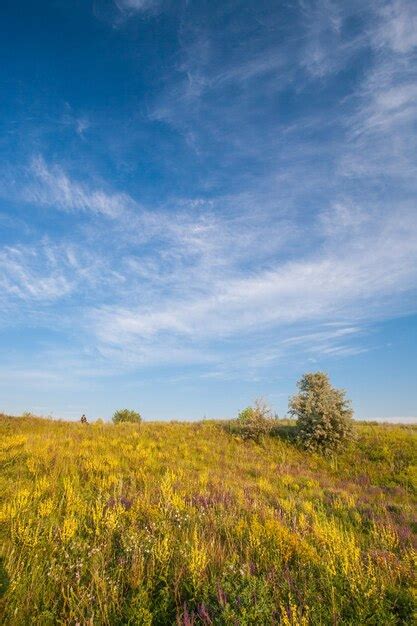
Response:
[0, 414, 416, 624]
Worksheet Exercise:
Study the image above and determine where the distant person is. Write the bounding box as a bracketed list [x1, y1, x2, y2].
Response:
[80, 414, 88, 424]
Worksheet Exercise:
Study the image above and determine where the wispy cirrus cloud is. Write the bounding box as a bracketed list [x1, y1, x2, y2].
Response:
[298, 0, 356, 78]
[375, 0, 417, 53]
[114, 0, 162, 16]
[1, 145, 416, 374]
[22, 156, 136, 217]
[335, 1, 417, 188]
[87, 200, 417, 366]
[0, 237, 126, 313]
[0, 242, 74, 303]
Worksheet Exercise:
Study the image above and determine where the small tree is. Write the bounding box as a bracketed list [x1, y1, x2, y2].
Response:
[112, 408, 142, 424]
[233, 398, 275, 442]
[289, 372, 353, 454]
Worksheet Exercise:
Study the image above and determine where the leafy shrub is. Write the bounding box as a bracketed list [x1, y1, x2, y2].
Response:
[289, 371, 354, 454]
[231, 398, 275, 442]
[112, 408, 142, 424]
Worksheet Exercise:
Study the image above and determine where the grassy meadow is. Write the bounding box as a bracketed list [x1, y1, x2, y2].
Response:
[0, 414, 416, 625]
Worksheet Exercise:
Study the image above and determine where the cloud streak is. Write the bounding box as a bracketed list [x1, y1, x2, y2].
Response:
[91, 211, 417, 343]
[23, 156, 136, 217]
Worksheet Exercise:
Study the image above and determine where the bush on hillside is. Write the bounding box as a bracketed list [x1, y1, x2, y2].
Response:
[112, 408, 142, 424]
[230, 398, 275, 442]
[289, 371, 354, 454]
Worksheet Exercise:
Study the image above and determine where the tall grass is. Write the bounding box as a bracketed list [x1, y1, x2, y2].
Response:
[0, 414, 416, 624]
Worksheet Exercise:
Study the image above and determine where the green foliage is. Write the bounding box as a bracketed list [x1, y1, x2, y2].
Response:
[232, 398, 275, 441]
[112, 408, 142, 424]
[237, 406, 256, 422]
[0, 414, 415, 625]
[289, 371, 354, 454]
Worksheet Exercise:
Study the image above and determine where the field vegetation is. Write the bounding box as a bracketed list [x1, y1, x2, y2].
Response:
[0, 413, 416, 625]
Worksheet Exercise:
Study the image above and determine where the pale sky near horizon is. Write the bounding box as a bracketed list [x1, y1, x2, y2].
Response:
[0, 0, 416, 422]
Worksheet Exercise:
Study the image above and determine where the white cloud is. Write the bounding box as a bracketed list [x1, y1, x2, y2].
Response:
[376, 0, 417, 54]
[89, 204, 417, 365]
[0, 243, 74, 302]
[282, 326, 362, 346]
[319, 203, 370, 236]
[299, 0, 346, 78]
[3, 149, 416, 372]
[24, 156, 136, 217]
[333, 1, 417, 194]
[115, 0, 161, 14]
[0, 238, 128, 310]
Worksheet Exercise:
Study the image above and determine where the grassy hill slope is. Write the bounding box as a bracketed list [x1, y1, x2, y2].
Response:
[0, 415, 416, 624]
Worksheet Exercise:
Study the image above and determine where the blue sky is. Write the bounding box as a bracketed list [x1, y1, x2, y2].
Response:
[0, 0, 416, 421]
